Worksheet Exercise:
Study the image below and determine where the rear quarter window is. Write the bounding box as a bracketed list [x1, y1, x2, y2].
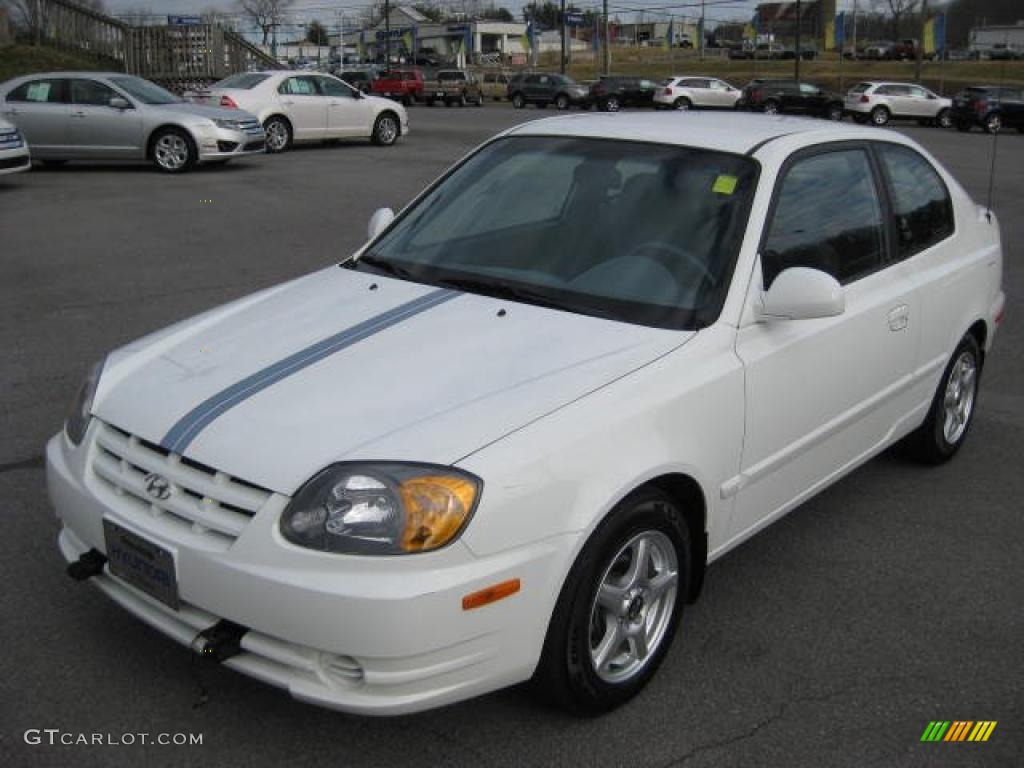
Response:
[876, 144, 954, 259]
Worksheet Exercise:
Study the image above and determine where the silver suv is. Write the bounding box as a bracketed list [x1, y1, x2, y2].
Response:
[844, 81, 953, 128]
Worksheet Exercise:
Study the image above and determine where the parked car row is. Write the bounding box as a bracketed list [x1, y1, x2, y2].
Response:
[0, 70, 409, 173]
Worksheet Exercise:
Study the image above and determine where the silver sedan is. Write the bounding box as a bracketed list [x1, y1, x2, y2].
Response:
[0, 72, 266, 172]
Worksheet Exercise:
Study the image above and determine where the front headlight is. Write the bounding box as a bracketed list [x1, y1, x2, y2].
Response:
[212, 118, 241, 130]
[65, 357, 105, 446]
[280, 463, 481, 555]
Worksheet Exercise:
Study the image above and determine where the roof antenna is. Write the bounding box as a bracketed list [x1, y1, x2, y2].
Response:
[984, 32, 1010, 223]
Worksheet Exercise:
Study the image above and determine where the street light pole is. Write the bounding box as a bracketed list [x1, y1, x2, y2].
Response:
[384, 0, 391, 69]
[700, 0, 705, 61]
[794, 0, 801, 81]
[560, 0, 566, 74]
[603, 0, 611, 74]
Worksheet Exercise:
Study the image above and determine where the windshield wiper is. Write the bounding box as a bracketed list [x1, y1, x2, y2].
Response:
[433, 275, 572, 313]
[352, 254, 416, 280]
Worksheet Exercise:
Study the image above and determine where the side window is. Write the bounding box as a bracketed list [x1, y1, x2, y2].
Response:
[318, 77, 352, 97]
[763, 149, 886, 287]
[907, 86, 928, 99]
[279, 77, 318, 96]
[798, 83, 819, 95]
[70, 79, 119, 106]
[7, 78, 66, 103]
[876, 144, 954, 259]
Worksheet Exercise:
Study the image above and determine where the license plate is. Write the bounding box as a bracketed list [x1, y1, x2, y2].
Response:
[103, 519, 179, 609]
[436, 91, 444, 98]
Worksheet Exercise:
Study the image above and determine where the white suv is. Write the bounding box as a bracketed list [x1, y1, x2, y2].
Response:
[655, 76, 741, 110]
[845, 81, 953, 128]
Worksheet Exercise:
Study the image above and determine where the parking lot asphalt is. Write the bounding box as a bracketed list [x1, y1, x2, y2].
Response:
[1, 105, 1021, 768]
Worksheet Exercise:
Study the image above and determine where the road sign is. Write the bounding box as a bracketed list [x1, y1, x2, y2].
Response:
[564, 13, 585, 27]
[167, 15, 203, 26]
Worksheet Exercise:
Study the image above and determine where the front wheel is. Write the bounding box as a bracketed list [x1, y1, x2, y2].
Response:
[371, 113, 399, 146]
[555, 94, 570, 110]
[511, 93, 525, 109]
[604, 96, 621, 112]
[907, 334, 981, 464]
[532, 487, 690, 715]
[151, 127, 196, 173]
[761, 100, 780, 115]
[673, 96, 692, 111]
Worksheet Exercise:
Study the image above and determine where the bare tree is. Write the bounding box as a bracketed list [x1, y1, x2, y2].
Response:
[873, 0, 920, 39]
[238, 0, 293, 46]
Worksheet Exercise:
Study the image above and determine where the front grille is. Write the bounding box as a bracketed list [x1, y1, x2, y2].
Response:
[0, 154, 29, 170]
[91, 421, 271, 546]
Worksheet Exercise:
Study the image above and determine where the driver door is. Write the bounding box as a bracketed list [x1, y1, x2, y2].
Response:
[730, 145, 920, 541]
[317, 75, 373, 137]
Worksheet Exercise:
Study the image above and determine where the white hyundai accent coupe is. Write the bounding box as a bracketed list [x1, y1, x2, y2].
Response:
[47, 113, 1004, 716]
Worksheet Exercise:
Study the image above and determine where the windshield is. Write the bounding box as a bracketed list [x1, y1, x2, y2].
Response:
[109, 76, 180, 104]
[358, 137, 758, 330]
[213, 73, 270, 89]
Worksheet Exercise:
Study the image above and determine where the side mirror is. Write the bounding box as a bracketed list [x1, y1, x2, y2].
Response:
[109, 96, 131, 110]
[367, 207, 395, 241]
[758, 266, 844, 321]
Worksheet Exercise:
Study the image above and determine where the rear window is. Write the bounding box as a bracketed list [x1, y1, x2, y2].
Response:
[214, 73, 270, 89]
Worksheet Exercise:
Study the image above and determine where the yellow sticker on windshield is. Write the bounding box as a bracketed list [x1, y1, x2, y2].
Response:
[713, 175, 738, 195]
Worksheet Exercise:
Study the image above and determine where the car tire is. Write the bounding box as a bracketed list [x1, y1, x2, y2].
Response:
[371, 112, 400, 146]
[263, 116, 292, 153]
[761, 100, 780, 115]
[150, 127, 196, 173]
[673, 96, 692, 111]
[825, 103, 843, 121]
[936, 108, 952, 129]
[475, 93, 484, 107]
[870, 106, 890, 126]
[984, 114, 1002, 133]
[512, 93, 525, 109]
[604, 96, 621, 112]
[532, 486, 690, 716]
[908, 333, 981, 464]
[556, 94, 570, 110]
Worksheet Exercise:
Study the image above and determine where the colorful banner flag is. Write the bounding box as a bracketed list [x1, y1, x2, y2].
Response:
[743, 22, 755, 41]
[923, 13, 946, 55]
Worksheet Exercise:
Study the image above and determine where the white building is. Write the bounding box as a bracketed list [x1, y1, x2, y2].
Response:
[969, 22, 1024, 55]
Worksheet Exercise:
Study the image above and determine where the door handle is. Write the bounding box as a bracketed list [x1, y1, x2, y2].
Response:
[887, 305, 909, 331]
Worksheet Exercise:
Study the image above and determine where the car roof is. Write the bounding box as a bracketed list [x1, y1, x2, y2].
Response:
[505, 112, 891, 156]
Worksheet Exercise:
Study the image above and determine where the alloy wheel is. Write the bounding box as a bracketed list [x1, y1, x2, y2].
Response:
[588, 530, 679, 684]
[265, 120, 289, 152]
[942, 351, 977, 445]
[154, 133, 190, 171]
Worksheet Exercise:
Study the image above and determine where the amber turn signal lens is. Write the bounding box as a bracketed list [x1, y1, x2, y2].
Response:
[398, 475, 478, 552]
[462, 578, 521, 611]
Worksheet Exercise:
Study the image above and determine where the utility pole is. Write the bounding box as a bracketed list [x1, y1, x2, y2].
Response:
[560, 0, 566, 73]
[852, 0, 858, 59]
[603, 0, 610, 75]
[271, 20, 279, 61]
[915, 0, 928, 83]
[794, 0, 801, 81]
[700, 0, 705, 61]
[384, 0, 391, 69]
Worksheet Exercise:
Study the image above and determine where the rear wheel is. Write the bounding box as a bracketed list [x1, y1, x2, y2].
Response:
[761, 100, 780, 115]
[604, 95, 621, 112]
[150, 127, 196, 173]
[907, 334, 981, 464]
[673, 96, 692, 111]
[532, 487, 690, 716]
[984, 113, 1002, 133]
[263, 116, 291, 153]
[512, 92, 525, 109]
[871, 105, 890, 126]
[555, 93, 570, 110]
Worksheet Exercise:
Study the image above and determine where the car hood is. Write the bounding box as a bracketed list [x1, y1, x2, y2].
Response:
[94, 267, 690, 494]
[150, 101, 257, 121]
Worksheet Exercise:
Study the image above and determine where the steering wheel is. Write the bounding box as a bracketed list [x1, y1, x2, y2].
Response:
[627, 241, 716, 286]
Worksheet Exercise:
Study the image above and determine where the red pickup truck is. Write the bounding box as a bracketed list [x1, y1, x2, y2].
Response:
[370, 69, 424, 105]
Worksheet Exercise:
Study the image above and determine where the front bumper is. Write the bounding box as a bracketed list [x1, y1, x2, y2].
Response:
[195, 125, 266, 163]
[46, 426, 565, 715]
[0, 142, 31, 175]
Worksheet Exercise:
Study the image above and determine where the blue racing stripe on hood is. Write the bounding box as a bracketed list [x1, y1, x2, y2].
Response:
[161, 288, 458, 454]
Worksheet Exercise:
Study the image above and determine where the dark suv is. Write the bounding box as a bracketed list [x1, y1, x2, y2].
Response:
[507, 73, 590, 110]
[589, 75, 659, 111]
[951, 86, 1024, 133]
[738, 79, 843, 120]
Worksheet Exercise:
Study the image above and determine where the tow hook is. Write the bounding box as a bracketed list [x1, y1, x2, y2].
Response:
[190, 619, 248, 662]
[67, 549, 107, 581]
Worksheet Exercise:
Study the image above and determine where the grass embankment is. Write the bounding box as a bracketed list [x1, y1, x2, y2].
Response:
[548, 49, 1024, 96]
[0, 44, 118, 83]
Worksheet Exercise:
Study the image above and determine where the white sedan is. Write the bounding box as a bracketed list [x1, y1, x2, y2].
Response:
[48, 114, 1004, 716]
[191, 70, 408, 152]
[655, 76, 741, 110]
[0, 115, 30, 174]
